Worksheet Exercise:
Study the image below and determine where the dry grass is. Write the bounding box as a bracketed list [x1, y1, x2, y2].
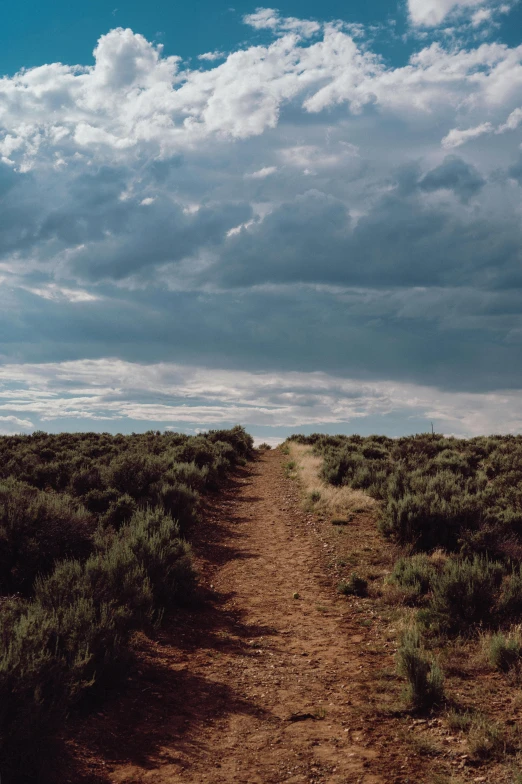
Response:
[287, 443, 376, 518]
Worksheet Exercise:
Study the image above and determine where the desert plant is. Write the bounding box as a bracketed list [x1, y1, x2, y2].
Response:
[488, 631, 522, 672]
[0, 479, 94, 595]
[337, 574, 368, 597]
[389, 554, 436, 602]
[153, 481, 200, 534]
[396, 626, 444, 710]
[421, 556, 504, 634]
[467, 715, 505, 760]
[499, 567, 522, 620]
[446, 709, 473, 732]
[120, 507, 196, 607]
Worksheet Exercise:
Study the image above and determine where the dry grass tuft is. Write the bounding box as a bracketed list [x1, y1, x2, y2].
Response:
[288, 443, 376, 518]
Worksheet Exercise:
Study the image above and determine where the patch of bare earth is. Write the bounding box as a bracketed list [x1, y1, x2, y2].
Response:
[55, 448, 518, 784]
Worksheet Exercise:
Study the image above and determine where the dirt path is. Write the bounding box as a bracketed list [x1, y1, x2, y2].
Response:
[64, 451, 409, 784]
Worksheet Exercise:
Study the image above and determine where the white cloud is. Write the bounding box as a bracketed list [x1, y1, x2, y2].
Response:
[198, 51, 226, 61]
[23, 285, 100, 303]
[243, 8, 321, 38]
[442, 106, 522, 147]
[0, 24, 520, 169]
[497, 106, 522, 132]
[279, 143, 359, 172]
[0, 415, 34, 433]
[408, 0, 487, 27]
[246, 165, 277, 178]
[441, 122, 494, 147]
[471, 7, 493, 24]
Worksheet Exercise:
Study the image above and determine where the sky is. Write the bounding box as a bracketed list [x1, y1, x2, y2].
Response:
[0, 0, 522, 441]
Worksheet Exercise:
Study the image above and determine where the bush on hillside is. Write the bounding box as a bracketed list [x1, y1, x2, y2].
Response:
[0, 425, 252, 779]
[396, 626, 444, 710]
[0, 479, 94, 595]
[420, 557, 505, 635]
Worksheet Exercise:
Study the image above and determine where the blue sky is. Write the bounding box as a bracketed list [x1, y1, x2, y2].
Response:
[0, 0, 522, 441]
[3, 0, 522, 75]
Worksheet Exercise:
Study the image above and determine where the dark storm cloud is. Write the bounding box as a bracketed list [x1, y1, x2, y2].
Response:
[1, 282, 521, 393]
[419, 156, 486, 203]
[0, 160, 251, 279]
[71, 199, 251, 280]
[213, 183, 522, 290]
[508, 154, 522, 186]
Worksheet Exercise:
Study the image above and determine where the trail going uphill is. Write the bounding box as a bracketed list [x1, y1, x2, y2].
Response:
[65, 450, 412, 784]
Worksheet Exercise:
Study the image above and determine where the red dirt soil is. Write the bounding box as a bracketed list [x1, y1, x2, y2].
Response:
[59, 450, 424, 784]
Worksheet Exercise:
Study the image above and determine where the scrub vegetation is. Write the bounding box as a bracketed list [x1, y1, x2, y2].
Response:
[289, 432, 522, 634]
[0, 426, 253, 780]
[287, 432, 522, 780]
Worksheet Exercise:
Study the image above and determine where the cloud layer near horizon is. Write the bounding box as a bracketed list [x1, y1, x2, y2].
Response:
[0, 359, 521, 438]
[0, 6, 521, 437]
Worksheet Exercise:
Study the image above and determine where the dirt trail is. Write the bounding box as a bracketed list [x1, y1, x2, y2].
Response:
[65, 451, 406, 784]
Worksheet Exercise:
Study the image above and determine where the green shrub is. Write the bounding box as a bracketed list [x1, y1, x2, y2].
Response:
[108, 452, 163, 499]
[69, 464, 103, 496]
[421, 556, 505, 634]
[100, 493, 137, 529]
[153, 481, 200, 534]
[338, 574, 368, 597]
[499, 567, 522, 620]
[0, 427, 253, 777]
[0, 602, 72, 774]
[0, 479, 94, 595]
[467, 715, 505, 760]
[396, 626, 444, 710]
[304, 432, 522, 563]
[380, 472, 480, 551]
[120, 508, 196, 607]
[82, 487, 119, 515]
[2, 507, 197, 771]
[390, 554, 436, 600]
[207, 426, 254, 460]
[488, 632, 522, 672]
[0, 589, 142, 775]
[165, 462, 209, 492]
[446, 708, 473, 732]
[321, 448, 364, 487]
[36, 547, 153, 629]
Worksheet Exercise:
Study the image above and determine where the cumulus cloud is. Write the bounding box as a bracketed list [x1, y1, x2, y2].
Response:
[0, 22, 520, 171]
[0, 415, 34, 434]
[471, 7, 493, 24]
[214, 171, 520, 291]
[243, 8, 321, 37]
[408, 0, 490, 27]
[246, 166, 278, 178]
[198, 51, 226, 61]
[497, 106, 522, 132]
[419, 155, 485, 201]
[441, 122, 494, 148]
